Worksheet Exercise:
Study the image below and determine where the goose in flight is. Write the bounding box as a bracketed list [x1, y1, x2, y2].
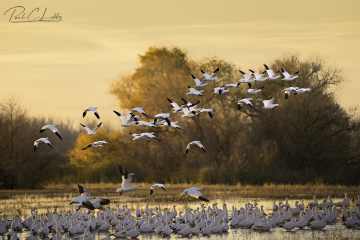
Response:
[113, 111, 139, 127]
[283, 87, 298, 99]
[81, 142, 105, 150]
[186, 141, 206, 154]
[136, 121, 156, 128]
[80, 122, 102, 135]
[246, 87, 264, 94]
[182, 108, 198, 118]
[93, 140, 110, 145]
[281, 69, 299, 81]
[212, 87, 229, 95]
[249, 69, 269, 82]
[162, 121, 183, 130]
[150, 184, 166, 195]
[237, 98, 254, 110]
[181, 187, 209, 202]
[201, 67, 219, 81]
[69, 184, 95, 205]
[222, 82, 241, 88]
[154, 113, 171, 126]
[130, 107, 148, 117]
[129, 132, 158, 140]
[198, 108, 213, 118]
[191, 74, 208, 88]
[264, 64, 281, 80]
[167, 98, 184, 114]
[239, 70, 255, 88]
[39, 125, 62, 140]
[295, 88, 311, 94]
[83, 107, 100, 119]
[34, 138, 53, 152]
[81, 197, 110, 210]
[187, 86, 204, 96]
[116, 165, 142, 196]
[260, 97, 279, 109]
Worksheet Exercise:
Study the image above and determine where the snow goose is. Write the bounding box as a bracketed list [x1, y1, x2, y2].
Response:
[187, 86, 205, 96]
[161, 121, 183, 130]
[356, 194, 360, 207]
[295, 212, 309, 229]
[309, 214, 326, 229]
[154, 113, 171, 126]
[222, 82, 241, 88]
[255, 216, 272, 231]
[39, 124, 62, 140]
[239, 70, 255, 88]
[335, 193, 350, 207]
[167, 98, 184, 113]
[93, 140, 110, 145]
[83, 107, 100, 119]
[283, 87, 298, 99]
[201, 67, 219, 81]
[198, 108, 213, 118]
[281, 215, 297, 230]
[237, 98, 254, 110]
[113, 111, 139, 127]
[281, 69, 299, 81]
[212, 87, 229, 95]
[129, 132, 158, 140]
[81, 142, 105, 150]
[116, 165, 142, 196]
[135, 121, 156, 128]
[246, 87, 264, 94]
[181, 108, 198, 118]
[309, 195, 318, 207]
[81, 197, 110, 210]
[298, 200, 305, 210]
[295, 88, 311, 94]
[186, 141, 206, 154]
[273, 200, 278, 211]
[344, 211, 357, 228]
[260, 97, 279, 109]
[340, 205, 348, 221]
[150, 184, 166, 195]
[264, 64, 281, 80]
[34, 137, 52, 152]
[191, 74, 208, 87]
[161, 220, 171, 236]
[130, 107, 148, 117]
[79, 122, 102, 136]
[69, 184, 95, 205]
[249, 69, 269, 82]
[181, 187, 209, 202]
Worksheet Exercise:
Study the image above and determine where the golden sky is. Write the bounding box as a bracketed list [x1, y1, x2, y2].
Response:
[1, 0, 360, 128]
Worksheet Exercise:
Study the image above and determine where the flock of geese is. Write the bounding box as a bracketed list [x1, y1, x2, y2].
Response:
[1, 192, 360, 240]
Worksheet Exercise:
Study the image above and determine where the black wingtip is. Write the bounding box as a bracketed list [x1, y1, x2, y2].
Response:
[39, 129, 45, 134]
[94, 112, 100, 119]
[264, 64, 269, 70]
[202, 148, 206, 153]
[47, 143, 53, 149]
[97, 122, 102, 128]
[191, 74, 196, 79]
[185, 149, 189, 155]
[83, 111, 86, 118]
[167, 98, 173, 103]
[200, 69, 205, 74]
[281, 68, 285, 72]
[237, 104, 241, 110]
[55, 132, 62, 140]
[285, 93, 289, 99]
[34, 146, 37, 152]
[294, 71, 299, 74]
[198, 195, 210, 202]
[187, 86, 191, 89]
[248, 83, 252, 88]
[150, 189, 154, 195]
[113, 110, 120, 116]
[249, 69, 255, 73]
[213, 67, 219, 73]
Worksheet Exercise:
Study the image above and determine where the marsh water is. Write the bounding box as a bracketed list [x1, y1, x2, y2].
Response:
[1, 190, 360, 240]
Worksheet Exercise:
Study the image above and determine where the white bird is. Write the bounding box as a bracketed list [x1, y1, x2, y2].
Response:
[281, 69, 299, 81]
[186, 141, 206, 155]
[237, 98, 254, 110]
[181, 187, 209, 202]
[191, 74, 208, 87]
[34, 137, 53, 152]
[80, 122, 102, 136]
[309, 214, 326, 229]
[200, 67, 219, 81]
[239, 70, 255, 88]
[130, 107, 148, 117]
[356, 194, 360, 207]
[39, 124, 62, 140]
[222, 82, 241, 88]
[113, 111, 139, 127]
[198, 108, 213, 118]
[335, 193, 350, 207]
[260, 97, 279, 109]
[136, 121, 157, 128]
[264, 64, 281, 80]
[212, 87, 229, 95]
[246, 87, 264, 94]
[129, 132, 158, 140]
[187, 86, 204, 96]
[249, 69, 269, 82]
[81, 197, 110, 210]
[81, 142, 105, 150]
[83, 107, 100, 119]
[162, 121, 183, 130]
[69, 184, 95, 205]
[116, 165, 142, 196]
[167, 98, 184, 113]
[295, 88, 311, 94]
[154, 113, 171, 126]
[150, 184, 166, 195]
[182, 108, 198, 118]
[93, 140, 110, 145]
[283, 87, 298, 99]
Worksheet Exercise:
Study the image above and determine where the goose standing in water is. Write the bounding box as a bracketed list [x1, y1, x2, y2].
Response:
[116, 165, 142, 196]
[39, 124, 62, 140]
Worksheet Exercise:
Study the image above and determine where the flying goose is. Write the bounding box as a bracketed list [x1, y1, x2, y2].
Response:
[198, 108, 213, 118]
[116, 165, 142, 195]
[246, 87, 264, 94]
[113, 111, 139, 127]
[136, 121, 157, 128]
[81, 197, 110, 210]
[249, 69, 269, 82]
[238, 70, 256, 88]
[81, 142, 105, 150]
[212, 87, 229, 95]
[237, 98, 254, 110]
[187, 86, 204, 96]
[83, 107, 100, 119]
[281, 69, 299, 81]
[200, 67, 219, 81]
[130, 107, 148, 117]
[181, 187, 209, 202]
[150, 184, 166, 195]
[39, 125, 62, 140]
[182, 108, 198, 118]
[79, 122, 102, 135]
[34, 138, 53, 152]
[260, 97, 279, 109]
[69, 184, 95, 205]
[186, 141, 206, 154]
[222, 82, 241, 88]
[93, 140, 110, 145]
[264, 64, 281, 80]
[295, 88, 311, 94]
[129, 132, 158, 140]
[167, 98, 184, 114]
[162, 121, 183, 130]
[283, 87, 298, 99]
[191, 74, 208, 87]
[154, 113, 171, 126]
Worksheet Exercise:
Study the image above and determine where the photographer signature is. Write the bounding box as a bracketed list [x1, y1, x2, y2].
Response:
[4, 6, 62, 23]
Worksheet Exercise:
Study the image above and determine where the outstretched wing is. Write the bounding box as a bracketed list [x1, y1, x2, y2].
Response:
[113, 111, 128, 124]
[209, 67, 219, 78]
[80, 123, 92, 134]
[93, 122, 102, 131]
[78, 184, 91, 197]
